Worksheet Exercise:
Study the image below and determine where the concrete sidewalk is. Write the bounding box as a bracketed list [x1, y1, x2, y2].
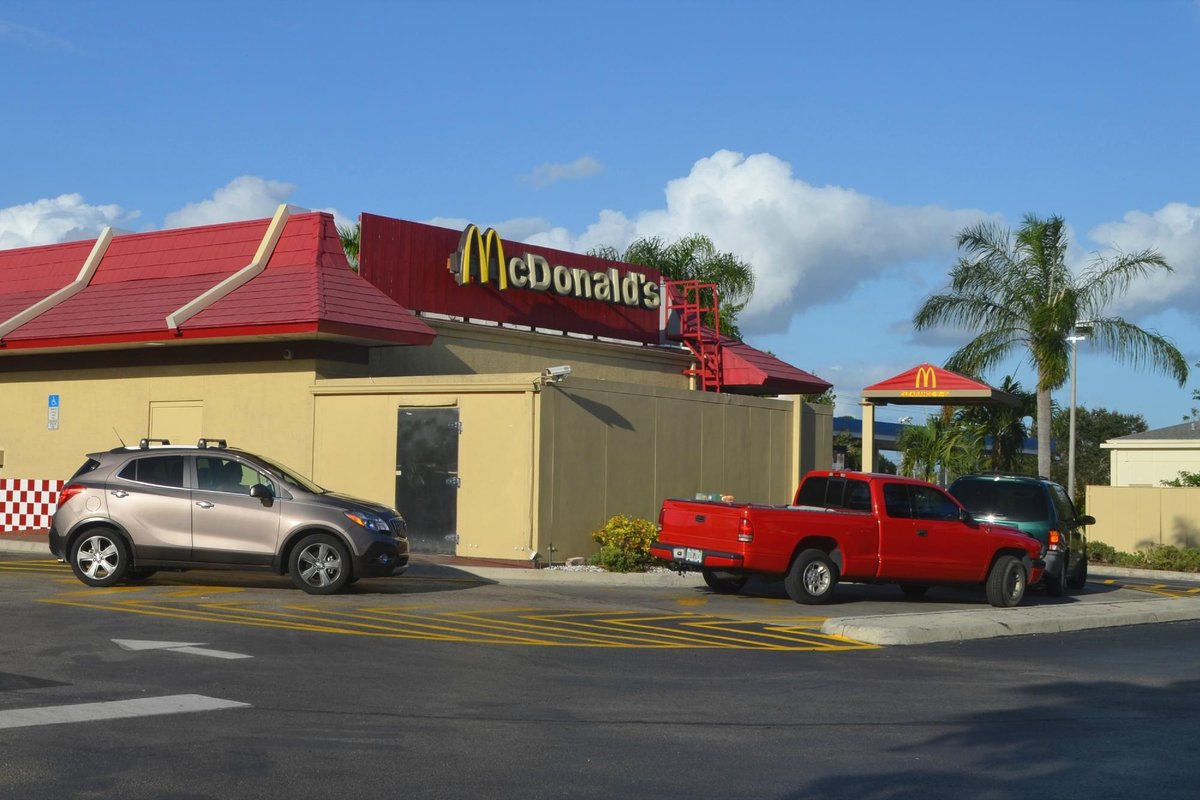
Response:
[4, 530, 1198, 646]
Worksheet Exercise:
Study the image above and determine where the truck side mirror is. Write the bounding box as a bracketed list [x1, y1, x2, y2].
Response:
[959, 508, 979, 528]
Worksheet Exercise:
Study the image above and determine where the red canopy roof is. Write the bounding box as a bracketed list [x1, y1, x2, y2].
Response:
[0, 211, 435, 352]
[862, 363, 1020, 406]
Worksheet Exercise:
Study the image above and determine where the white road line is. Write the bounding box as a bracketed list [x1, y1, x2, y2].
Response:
[112, 639, 252, 659]
[0, 694, 249, 730]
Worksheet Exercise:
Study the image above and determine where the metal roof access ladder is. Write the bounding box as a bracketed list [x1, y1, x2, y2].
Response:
[664, 279, 723, 392]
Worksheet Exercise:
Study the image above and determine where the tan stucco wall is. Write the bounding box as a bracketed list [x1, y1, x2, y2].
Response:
[1105, 444, 1200, 487]
[1085, 485, 1200, 552]
[0, 358, 320, 482]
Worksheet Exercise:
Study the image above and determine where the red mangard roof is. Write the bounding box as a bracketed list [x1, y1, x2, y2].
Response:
[0, 210, 435, 352]
[719, 336, 832, 395]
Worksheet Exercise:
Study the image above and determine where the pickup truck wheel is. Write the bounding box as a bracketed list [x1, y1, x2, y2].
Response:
[899, 584, 929, 600]
[702, 569, 748, 594]
[1066, 557, 1088, 591]
[985, 555, 1027, 608]
[785, 549, 837, 605]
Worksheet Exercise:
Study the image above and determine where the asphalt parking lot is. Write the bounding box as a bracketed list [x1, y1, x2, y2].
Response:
[3, 531, 1199, 647]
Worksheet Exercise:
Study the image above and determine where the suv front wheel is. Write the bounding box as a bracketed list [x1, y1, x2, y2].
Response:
[289, 533, 352, 594]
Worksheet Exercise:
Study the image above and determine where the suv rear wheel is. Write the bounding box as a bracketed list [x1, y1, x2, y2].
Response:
[70, 528, 130, 587]
[289, 533, 352, 594]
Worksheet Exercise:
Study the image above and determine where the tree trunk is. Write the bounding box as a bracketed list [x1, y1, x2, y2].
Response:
[1036, 385, 1052, 478]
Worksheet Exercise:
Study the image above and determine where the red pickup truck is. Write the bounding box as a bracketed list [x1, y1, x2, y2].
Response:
[652, 471, 1045, 607]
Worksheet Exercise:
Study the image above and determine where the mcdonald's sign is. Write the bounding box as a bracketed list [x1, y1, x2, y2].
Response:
[447, 223, 661, 311]
[915, 366, 937, 390]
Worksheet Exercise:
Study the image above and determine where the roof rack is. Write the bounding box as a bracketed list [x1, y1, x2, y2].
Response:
[138, 438, 170, 449]
[197, 438, 228, 449]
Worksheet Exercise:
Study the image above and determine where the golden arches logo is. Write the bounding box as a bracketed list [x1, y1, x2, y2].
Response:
[449, 224, 507, 289]
[915, 366, 937, 389]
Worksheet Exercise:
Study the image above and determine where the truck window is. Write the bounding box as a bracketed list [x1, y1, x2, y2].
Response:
[843, 480, 872, 511]
[912, 485, 960, 521]
[883, 483, 913, 518]
[796, 476, 828, 507]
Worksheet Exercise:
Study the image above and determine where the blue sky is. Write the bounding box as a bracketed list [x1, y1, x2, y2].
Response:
[3, 0, 1199, 430]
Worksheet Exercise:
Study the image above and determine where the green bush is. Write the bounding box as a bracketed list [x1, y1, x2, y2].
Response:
[588, 514, 658, 573]
[1088, 540, 1200, 572]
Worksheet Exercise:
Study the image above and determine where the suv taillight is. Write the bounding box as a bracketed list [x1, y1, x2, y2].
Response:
[56, 484, 86, 507]
[737, 516, 754, 543]
[1047, 529, 1062, 551]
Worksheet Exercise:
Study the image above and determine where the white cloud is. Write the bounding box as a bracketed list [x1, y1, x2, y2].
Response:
[1088, 202, 1200, 316]
[163, 176, 297, 229]
[522, 156, 604, 188]
[515, 150, 993, 335]
[0, 19, 71, 49]
[0, 193, 133, 250]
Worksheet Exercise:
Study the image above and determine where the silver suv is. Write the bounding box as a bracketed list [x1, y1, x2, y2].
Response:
[48, 439, 409, 594]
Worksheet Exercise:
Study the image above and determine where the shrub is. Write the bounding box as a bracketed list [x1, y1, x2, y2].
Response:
[588, 514, 658, 573]
[1088, 540, 1200, 573]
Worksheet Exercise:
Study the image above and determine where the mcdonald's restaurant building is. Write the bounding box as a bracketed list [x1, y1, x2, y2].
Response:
[0, 206, 833, 564]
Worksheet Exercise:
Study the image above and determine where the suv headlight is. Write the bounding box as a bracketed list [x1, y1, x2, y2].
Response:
[343, 511, 390, 533]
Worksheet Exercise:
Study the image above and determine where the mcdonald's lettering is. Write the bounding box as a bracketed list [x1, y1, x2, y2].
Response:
[448, 225, 661, 310]
[915, 366, 938, 390]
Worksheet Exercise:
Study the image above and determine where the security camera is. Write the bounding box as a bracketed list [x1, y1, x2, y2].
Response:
[543, 365, 572, 380]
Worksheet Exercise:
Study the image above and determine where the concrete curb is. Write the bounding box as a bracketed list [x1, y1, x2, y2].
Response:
[821, 597, 1200, 646]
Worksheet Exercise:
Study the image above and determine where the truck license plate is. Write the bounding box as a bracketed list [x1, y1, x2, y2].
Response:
[672, 547, 704, 564]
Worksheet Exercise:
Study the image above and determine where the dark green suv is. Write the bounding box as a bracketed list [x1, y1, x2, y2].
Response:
[948, 475, 1093, 596]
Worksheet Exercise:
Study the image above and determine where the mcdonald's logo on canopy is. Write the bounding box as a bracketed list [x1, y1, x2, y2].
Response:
[449, 224, 507, 289]
[915, 365, 937, 390]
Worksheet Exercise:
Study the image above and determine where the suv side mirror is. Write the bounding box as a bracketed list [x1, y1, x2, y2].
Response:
[959, 508, 979, 528]
[249, 483, 273, 500]
[1079, 514, 1096, 526]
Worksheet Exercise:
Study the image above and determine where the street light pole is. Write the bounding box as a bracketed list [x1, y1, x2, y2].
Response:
[1066, 322, 1092, 502]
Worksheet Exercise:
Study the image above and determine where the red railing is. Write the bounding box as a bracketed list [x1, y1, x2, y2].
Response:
[664, 280, 722, 392]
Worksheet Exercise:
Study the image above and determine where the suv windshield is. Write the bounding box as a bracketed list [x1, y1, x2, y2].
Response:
[951, 479, 1049, 523]
[249, 453, 327, 495]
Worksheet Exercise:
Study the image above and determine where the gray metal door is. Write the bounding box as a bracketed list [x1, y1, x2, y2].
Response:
[395, 407, 460, 555]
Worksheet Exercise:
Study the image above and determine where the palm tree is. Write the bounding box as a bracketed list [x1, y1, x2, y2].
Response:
[590, 234, 755, 339]
[955, 375, 1036, 473]
[914, 214, 1188, 477]
[338, 222, 360, 272]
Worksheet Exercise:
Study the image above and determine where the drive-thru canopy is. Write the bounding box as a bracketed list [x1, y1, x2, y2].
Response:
[859, 363, 1022, 470]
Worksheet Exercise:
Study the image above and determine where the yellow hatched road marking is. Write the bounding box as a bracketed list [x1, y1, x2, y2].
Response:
[36, 591, 871, 650]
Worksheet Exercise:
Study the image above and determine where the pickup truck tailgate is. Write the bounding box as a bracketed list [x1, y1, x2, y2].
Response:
[654, 500, 748, 569]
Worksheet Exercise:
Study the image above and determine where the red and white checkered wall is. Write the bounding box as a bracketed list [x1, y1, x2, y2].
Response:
[0, 479, 63, 532]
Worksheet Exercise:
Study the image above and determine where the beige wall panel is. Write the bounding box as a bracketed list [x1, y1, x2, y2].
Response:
[698, 402, 729, 493]
[1160, 488, 1200, 549]
[1088, 485, 1200, 552]
[799, 402, 834, 478]
[595, 389, 659, 521]
[0, 361, 316, 482]
[539, 387, 611, 561]
[313, 389, 535, 561]
[148, 401, 204, 444]
[371, 321, 692, 390]
[312, 394, 398, 504]
[1109, 448, 1200, 487]
[457, 393, 534, 560]
[536, 380, 806, 562]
